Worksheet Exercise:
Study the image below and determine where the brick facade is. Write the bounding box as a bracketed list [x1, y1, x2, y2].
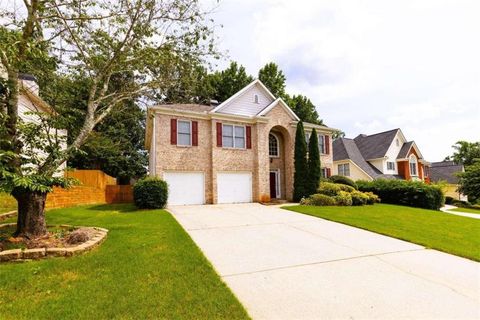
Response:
[150, 104, 334, 204]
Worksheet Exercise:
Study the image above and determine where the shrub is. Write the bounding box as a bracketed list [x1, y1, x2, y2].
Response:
[336, 183, 356, 193]
[317, 182, 341, 196]
[301, 194, 336, 206]
[329, 175, 358, 189]
[133, 177, 168, 209]
[334, 191, 352, 206]
[351, 191, 370, 206]
[445, 196, 454, 205]
[364, 192, 381, 205]
[356, 179, 444, 210]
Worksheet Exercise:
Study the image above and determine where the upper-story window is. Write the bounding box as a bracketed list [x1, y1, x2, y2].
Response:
[254, 94, 259, 104]
[318, 134, 326, 154]
[222, 124, 245, 149]
[338, 163, 350, 176]
[409, 154, 417, 176]
[177, 120, 191, 146]
[387, 161, 396, 170]
[305, 132, 310, 144]
[269, 133, 279, 157]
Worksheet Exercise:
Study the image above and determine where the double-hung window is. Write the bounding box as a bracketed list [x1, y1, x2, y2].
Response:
[222, 124, 245, 149]
[177, 120, 191, 146]
[318, 135, 325, 154]
[338, 163, 350, 176]
[409, 155, 417, 176]
[387, 161, 395, 170]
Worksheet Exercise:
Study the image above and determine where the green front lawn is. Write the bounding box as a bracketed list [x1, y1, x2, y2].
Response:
[448, 207, 480, 214]
[0, 204, 249, 320]
[0, 192, 16, 214]
[285, 204, 480, 261]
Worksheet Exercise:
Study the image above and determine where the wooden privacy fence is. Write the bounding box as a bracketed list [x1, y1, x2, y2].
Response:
[46, 170, 133, 209]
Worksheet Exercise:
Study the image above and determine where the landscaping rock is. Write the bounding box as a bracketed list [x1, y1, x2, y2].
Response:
[66, 228, 91, 244]
[0, 249, 22, 262]
[22, 248, 46, 259]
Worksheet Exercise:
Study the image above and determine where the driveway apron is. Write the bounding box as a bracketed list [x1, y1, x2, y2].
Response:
[168, 203, 480, 319]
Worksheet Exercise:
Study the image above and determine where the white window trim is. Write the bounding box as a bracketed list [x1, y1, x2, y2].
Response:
[222, 124, 246, 149]
[409, 154, 418, 176]
[387, 161, 396, 171]
[177, 120, 192, 147]
[269, 132, 280, 158]
[270, 169, 281, 198]
[338, 163, 350, 177]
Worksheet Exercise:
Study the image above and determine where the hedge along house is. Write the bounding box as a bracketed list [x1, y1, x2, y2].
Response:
[332, 128, 431, 182]
[145, 79, 336, 205]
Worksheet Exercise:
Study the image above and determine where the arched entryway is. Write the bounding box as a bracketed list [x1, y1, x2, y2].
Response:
[268, 126, 290, 200]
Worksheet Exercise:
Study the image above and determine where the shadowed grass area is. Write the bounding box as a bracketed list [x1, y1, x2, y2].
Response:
[0, 193, 16, 214]
[448, 207, 480, 214]
[284, 204, 480, 261]
[0, 204, 249, 320]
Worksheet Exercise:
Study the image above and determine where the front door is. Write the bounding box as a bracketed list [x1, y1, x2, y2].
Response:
[269, 172, 277, 199]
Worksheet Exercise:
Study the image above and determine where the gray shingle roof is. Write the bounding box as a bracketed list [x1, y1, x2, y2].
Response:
[353, 129, 399, 159]
[430, 161, 464, 184]
[397, 141, 413, 159]
[333, 138, 384, 179]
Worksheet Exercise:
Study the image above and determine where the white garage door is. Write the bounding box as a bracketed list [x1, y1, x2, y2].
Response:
[217, 172, 252, 204]
[163, 172, 205, 205]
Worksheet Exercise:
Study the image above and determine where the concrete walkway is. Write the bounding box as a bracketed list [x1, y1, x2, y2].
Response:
[168, 203, 480, 319]
[441, 204, 480, 219]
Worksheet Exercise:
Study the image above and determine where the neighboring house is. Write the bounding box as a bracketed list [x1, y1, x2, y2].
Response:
[0, 66, 67, 175]
[145, 79, 336, 205]
[430, 161, 467, 200]
[332, 128, 430, 182]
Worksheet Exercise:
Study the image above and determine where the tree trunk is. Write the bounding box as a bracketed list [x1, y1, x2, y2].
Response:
[12, 189, 48, 238]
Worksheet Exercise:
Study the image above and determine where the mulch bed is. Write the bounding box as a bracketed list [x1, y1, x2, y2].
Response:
[0, 225, 97, 252]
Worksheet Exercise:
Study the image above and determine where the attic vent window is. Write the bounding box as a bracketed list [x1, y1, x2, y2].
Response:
[254, 94, 259, 104]
[396, 139, 399, 146]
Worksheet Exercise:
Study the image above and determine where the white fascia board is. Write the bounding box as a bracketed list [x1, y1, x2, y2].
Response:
[257, 98, 300, 121]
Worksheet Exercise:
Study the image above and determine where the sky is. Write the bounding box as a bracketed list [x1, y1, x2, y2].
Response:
[204, 0, 480, 161]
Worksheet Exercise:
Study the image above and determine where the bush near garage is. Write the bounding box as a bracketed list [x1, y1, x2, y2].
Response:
[356, 179, 444, 210]
[300, 181, 380, 207]
[133, 177, 168, 209]
[328, 175, 358, 190]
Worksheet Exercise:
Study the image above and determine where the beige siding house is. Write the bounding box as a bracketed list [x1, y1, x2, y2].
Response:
[145, 80, 336, 205]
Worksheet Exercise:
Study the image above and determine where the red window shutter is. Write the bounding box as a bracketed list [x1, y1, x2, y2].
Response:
[170, 119, 177, 145]
[327, 168, 331, 177]
[325, 135, 330, 154]
[246, 126, 252, 149]
[192, 121, 198, 146]
[216, 122, 222, 147]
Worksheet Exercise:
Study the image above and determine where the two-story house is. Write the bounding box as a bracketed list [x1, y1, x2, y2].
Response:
[145, 79, 336, 205]
[332, 128, 430, 182]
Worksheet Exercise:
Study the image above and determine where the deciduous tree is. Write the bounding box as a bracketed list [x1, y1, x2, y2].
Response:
[0, 0, 216, 237]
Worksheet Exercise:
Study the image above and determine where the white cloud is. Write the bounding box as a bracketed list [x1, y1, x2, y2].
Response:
[208, 0, 480, 160]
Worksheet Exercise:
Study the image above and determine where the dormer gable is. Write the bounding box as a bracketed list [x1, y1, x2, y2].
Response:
[210, 79, 276, 117]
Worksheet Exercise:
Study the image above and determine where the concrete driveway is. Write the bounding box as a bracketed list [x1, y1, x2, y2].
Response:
[168, 203, 480, 319]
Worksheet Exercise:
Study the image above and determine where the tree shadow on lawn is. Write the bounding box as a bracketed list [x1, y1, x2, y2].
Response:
[88, 203, 139, 213]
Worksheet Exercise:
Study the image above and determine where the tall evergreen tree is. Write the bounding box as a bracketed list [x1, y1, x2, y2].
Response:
[258, 62, 286, 98]
[293, 121, 308, 202]
[306, 128, 321, 196]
